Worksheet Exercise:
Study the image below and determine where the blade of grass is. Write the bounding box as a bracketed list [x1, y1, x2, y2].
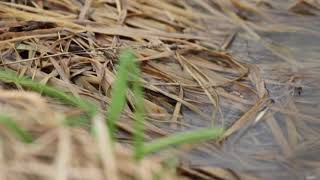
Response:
[0, 114, 33, 143]
[0, 68, 98, 125]
[129, 51, 146, 160]
[106, 50, 131, 140]
[141, 128, 224, 157]
[105, 49, 146, 159]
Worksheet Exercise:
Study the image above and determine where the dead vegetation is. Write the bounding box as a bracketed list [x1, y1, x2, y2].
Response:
[0, 0, 320, 179]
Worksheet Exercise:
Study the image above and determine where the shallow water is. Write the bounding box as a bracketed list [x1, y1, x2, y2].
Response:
[180, 1, 320, 179]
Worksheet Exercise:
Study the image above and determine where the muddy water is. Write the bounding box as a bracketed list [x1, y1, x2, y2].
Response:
[181, 1, 320, 179]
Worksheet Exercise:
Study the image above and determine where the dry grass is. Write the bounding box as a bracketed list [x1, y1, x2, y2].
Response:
[0, 0, 319, 179]
[0, 89, 179, 180]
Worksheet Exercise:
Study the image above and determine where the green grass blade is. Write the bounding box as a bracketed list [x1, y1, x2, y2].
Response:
[129, 53, 145, 160]
[105, 49, 147, 159]
[0, 68, 98, 125]
[106, 50, 131, 140]
[141, 128, 224, 157]
[0, 114, 33, 143]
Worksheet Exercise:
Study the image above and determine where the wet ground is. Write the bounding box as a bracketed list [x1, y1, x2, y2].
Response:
[179, 1, 320, 179]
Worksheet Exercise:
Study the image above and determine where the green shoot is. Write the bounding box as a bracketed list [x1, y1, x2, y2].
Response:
[0, 50, 225, 160]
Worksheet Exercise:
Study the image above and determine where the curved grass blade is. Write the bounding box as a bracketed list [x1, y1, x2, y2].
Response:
[129, 51, 145, 160]
[105, 49, 146, 159]
[106, 50, 131, 140]
[0, 68, 98, 125]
